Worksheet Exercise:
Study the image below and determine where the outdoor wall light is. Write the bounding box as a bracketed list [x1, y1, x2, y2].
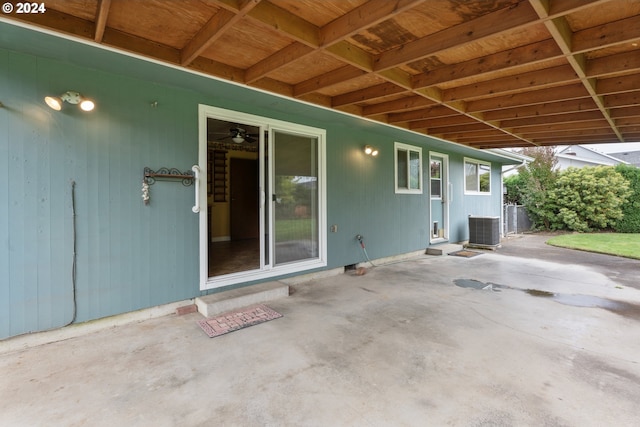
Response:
[45, 91, 95, 112]
[364, 145, 379, 156]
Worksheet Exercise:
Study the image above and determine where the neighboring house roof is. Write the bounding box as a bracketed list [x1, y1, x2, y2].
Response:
[608, 151, 640, 167]
[555, 145, 628, 170]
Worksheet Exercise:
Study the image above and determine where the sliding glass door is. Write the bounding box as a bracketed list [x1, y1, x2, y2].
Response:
[198, 105, 326, 290]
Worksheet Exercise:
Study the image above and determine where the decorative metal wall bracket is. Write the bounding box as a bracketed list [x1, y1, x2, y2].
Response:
[143, 167, 194, 205]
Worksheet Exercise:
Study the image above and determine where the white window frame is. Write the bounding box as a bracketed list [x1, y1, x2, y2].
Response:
[394, 142, 423, 194]
[430, 158, 442, 200]
[464, 157, 492, 195]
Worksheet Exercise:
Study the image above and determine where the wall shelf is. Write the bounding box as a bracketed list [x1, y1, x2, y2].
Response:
[142, 167, 194, 205]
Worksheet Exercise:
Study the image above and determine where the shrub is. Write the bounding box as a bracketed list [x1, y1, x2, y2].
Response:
[614, 164, 640, 233]
[504, 174, 525, 205]
[547, 166, 631, 232]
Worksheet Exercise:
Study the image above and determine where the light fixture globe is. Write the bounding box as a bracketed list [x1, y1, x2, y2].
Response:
[44, 90, 95, 112]
[79, 99, 95, 111]
[364, 145, 378, 156]
[44, 96, 63, 111]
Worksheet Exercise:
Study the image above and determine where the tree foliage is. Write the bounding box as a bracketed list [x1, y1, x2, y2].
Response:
[547, 166, 631, 232]
[504, 174, 525, 204]
[613, 164, 640, 233]
[517, 146, 558, 229]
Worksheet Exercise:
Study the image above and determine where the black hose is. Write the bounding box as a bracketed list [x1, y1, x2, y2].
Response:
[67, 180, 78, 325]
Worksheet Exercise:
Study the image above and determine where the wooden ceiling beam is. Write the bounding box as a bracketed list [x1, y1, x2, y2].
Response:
[572, 15, 640, 53]
[325, 41, 375, 72]
[181, 1, 261, 66]
[610, 106, 640, 119]
[617, 125, 640, 133]
[531, 134, 618, 144]
[188, 57, 245, 83]
[94, 0, 111, 42]
[443, 65, 578, 102]
[450, 133, 522, 142]
[180, 9, 236, 66]
[468, 137, 530, 145]
[293, 65, 367, 97]
[616, 117, 640, 127]
[547, 0, 612, 16]
[361, 96, 435, 116]
[466, 83, 589, 113]
[604, 92, 640, 109]
[532, 0, 624, 142]
[409, 114, 486, 130]
[8, 8, 95, 39]
[373, 1, 539, 71]
[332, 83, 408, 107]
[245, 42, 314, 83]
[319, 0, 427, 46]
[411, 39, 563, 89]
[512, 120, 611, 134]
[427, 123, 493, 135]
[598, 75, 640, 95]
[247, 1, 319, 47]
[587, 50, 640, 78]
[499, 111, 604, 128]
[483, 98, 599, 121]
[408, 115, 481, 130]
[439, 129, 512, 138]
[250, 77, 294, 97]
[102, 28, 181, 64]
[388, 106, 460, 123]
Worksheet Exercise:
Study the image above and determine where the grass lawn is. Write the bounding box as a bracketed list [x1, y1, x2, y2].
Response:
[546, 233, 640, 260]
[275, 218, 313, 241]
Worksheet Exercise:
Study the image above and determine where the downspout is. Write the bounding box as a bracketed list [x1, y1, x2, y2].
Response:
[500, 160, 527, 238]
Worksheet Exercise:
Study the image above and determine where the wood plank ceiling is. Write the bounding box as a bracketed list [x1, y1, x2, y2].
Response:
[7, 0, 640, 149]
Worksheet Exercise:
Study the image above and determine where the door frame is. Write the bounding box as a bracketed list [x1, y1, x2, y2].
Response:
[197, 105, 327, 290]
[429, 151, 450, 244]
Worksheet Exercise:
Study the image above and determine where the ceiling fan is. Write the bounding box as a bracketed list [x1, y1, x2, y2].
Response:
[218, 126, 258, 143]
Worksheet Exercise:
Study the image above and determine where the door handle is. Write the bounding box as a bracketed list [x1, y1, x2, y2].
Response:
[192, 164, 200, 213]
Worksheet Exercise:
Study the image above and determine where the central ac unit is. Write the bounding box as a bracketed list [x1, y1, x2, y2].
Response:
[468, 216, 500, 248]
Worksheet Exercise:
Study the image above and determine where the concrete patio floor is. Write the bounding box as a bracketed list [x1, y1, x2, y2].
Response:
[2, 234, 640, 426]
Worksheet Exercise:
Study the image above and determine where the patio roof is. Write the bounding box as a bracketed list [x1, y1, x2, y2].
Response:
[3, 0, 640, 149]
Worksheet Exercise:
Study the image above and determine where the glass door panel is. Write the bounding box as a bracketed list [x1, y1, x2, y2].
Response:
[272, 130, 319, 265]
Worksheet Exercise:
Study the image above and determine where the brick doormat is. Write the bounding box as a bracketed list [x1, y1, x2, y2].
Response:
[449, 250, 483, 258]
[197, 304, 283, 338]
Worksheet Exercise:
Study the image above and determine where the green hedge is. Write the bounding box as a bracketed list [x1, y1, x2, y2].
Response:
[614, 164, 640, 233]
[547, 166, 630, 232]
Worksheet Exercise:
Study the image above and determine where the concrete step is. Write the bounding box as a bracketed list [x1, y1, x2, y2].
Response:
[426, 243, 464, 256]
[195, 281, 290, 318]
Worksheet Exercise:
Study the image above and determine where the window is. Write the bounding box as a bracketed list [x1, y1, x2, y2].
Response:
[430, 159, 442, 198]
[464, 158, 491, 194]
[395, 142, 422, 194]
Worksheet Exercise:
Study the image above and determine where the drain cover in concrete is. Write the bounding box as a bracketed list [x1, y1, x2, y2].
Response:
[197, 304, 282, 338]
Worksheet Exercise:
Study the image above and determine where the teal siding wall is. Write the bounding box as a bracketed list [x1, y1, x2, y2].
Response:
[0, 26, 516, 339]
[1, 49, 202, 338]
[451, 155, 504, 241]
